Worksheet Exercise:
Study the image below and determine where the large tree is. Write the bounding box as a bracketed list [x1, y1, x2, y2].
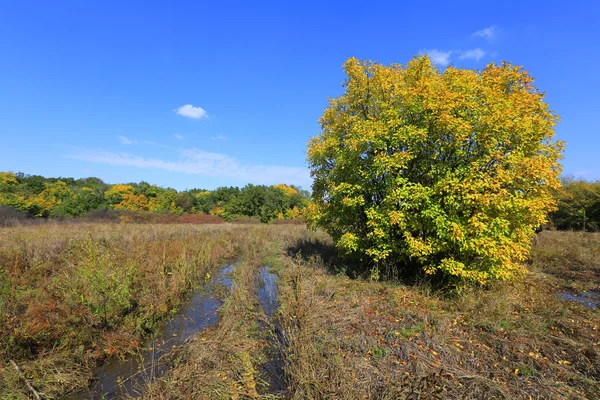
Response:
[307, 56, 564, 285]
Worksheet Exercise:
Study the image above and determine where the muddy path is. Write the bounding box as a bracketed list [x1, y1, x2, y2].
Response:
[64, 264, 234, 399]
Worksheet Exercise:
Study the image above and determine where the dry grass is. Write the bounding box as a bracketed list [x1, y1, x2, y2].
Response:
[140, 226, 298, 399]
[1, 225, 598, 399]
[0, 223, 302, 398]
[275, 230, 600, 399]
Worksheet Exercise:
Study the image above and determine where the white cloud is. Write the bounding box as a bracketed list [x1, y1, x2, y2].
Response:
[421, 49, 452, 66]
[211, 135, 227, 141]
[69, 148, 311, 187]
[174, 134, 185, 140]
[118, 135, 136, 145]
[459, 48, 485, 62]
[472, 26, 499, 40]
[174, 104, 208, 120]
[117, 136, 158, 146]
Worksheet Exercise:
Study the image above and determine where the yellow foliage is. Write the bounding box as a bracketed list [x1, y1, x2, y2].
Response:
[210, 206, 225, 216]
[110, 184, 134, 193]
[286, 206, 302, 220]
[147, 197, 161, 212]
[114, 193, 149, 211]
[105, 184, 137, 209]
[307, 55, 564, 285]
[0, 172, 18, 186]
[272, 183, 299, 197]
[26, 181, 73, 216]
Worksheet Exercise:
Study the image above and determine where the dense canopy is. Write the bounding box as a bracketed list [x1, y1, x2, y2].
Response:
[0, 172, 310, 223]
[307, 56, 564, 284]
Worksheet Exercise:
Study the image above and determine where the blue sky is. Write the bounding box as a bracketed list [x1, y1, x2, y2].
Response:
[1, 0, 598, 190]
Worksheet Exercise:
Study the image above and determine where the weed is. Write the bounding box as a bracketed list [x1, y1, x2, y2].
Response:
[516, 365, 537, 377]
[369, 345, 388, 361]
[396, 324, 423, 339]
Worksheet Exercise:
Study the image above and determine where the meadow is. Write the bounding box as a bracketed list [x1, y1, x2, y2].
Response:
[0, 223, 598, 399]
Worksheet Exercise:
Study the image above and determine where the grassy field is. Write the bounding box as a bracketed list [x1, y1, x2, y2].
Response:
[1, 224, 598, 399]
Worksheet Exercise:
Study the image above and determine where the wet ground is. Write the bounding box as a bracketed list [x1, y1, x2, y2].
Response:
[258, 266, 279, 318]
[559, 290, 600, 310]
[65, 264, 234, 399]
[62, 264, 287, 399]
[257, 266, 287, 395]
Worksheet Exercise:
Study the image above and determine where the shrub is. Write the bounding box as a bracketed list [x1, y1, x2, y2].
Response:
[307, 56, 564, 285]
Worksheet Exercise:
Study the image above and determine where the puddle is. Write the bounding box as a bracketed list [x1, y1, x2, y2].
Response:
[257, 267, 287, 394]
[558, 290, 600, 310]
[66, 263, 234, 399]
[258, 266, 279, 318]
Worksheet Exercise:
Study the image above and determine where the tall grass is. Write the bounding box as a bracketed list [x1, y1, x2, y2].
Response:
[2, 224, 598, 399]
[0, 223, 303, 398]
[140, 224, 298, 399]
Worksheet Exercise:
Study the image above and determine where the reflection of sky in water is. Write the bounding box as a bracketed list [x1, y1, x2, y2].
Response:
[256, 266, 286, 393]
[258, 266, 279, 318]
[558, 291, 599, 310]
[68, 264, 234, 400]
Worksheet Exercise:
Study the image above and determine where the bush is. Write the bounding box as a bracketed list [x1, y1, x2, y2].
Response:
[307, 56, 564, 285]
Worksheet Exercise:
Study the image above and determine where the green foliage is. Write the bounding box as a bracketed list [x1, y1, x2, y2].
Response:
[550, 177, 600, 231]
[396, 324, 423, 339]
[193, 184, 310, 222]
[228, 184, 267, 217]
[72, 239, 134, 327]
[0, 172, 311, 223]
[52, 187, 105, 217]
[369, 345, 389, 360]
[307, 56, 564, 285]
[15, 174, 47, 195]
[175, 191, 196, 213]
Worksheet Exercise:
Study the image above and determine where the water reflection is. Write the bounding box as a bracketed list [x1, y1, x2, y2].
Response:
[558, 290, 599, 310]
[66, 264, 234, 399]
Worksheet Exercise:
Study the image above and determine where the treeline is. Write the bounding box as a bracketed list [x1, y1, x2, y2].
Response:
[1, 171, 599, 230]
[0, 172, 310, 223]
[550, 176, 600, 232]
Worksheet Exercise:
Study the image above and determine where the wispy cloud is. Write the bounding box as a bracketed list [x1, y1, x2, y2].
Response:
[211, 135, 227, 141]
[69, 148, 311, 187]
[118, 135, 136, 145]
[472, 25, 499, 41]
[173, 134, 185, 140]
[118, 135, 157, 145]
[174, 104, 208, 120]
[421, 49, 452, 66]
[459, 48, 485, 62]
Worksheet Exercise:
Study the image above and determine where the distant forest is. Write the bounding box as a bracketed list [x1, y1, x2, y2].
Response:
[552, 176, 600, 231]
[0, 172, 310, 223]
[0, 171, 598, 231]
